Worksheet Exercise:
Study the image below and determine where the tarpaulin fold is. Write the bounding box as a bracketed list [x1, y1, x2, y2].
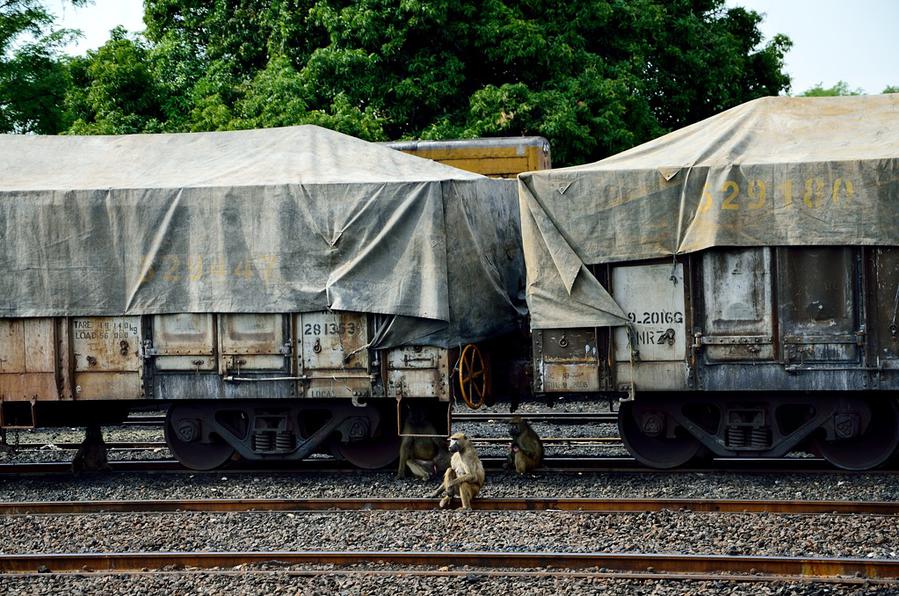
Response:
[0, 125, 525, 348]
[518, 94, 899, 329]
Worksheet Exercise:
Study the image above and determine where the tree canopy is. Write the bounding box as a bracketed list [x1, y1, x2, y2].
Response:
[799, 81, 863, 97]
[798, 81, 897, 98]
[2, 0, 794, 165]
[0, 0, 89, 133]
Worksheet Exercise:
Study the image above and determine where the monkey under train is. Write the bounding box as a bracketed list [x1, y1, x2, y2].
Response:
[2, 95, 899, 472]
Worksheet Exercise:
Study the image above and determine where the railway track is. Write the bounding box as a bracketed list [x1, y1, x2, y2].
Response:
[4, 436, 623, 452]
[0, 456, 869, 475]
[118, 411, 621, 428]
[1, 496, 897, 515]
[0, 550, 897, 583]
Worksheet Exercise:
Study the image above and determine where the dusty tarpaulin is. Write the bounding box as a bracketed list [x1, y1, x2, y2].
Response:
[518, 94, 899, 329]
[0, 125, 525, 347]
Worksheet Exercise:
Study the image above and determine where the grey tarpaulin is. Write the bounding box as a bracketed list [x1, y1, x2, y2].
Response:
[0, 125, 526, 347]
[518, 94, 899, 329]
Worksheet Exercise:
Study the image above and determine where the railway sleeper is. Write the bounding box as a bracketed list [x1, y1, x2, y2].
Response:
[619, 393, 899, 471]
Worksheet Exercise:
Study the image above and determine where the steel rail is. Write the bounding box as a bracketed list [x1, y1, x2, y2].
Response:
[8, 442, 167, 450]
[6, 436, 623, 451]
[454, 412, 618, 423]
[0, 550, 897, 581]
[1, 497, 897, 516]
[0, 456, 871, 475]
[118, 412, 621, 427]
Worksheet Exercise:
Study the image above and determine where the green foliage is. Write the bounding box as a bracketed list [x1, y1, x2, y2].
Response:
[800, 81, 863, 97]
[0, 0, 89, 133]
[19, 0, 790, 165]
[883, 85, 899, 94]
[65, 27, 167, 134]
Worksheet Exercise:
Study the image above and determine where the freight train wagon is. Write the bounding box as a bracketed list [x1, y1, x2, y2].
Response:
[519, 95, 899, 470]
[0, 126, 528, 470]
[385, 137, 551, 178]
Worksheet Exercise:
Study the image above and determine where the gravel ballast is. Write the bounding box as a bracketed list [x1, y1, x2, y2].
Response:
[1, 509, 897, 559]
[0, 570, 895, 596]
[1, 469, 898, 503]
[2, 570, 893, 596]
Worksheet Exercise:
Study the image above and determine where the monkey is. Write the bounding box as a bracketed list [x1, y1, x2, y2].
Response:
[506, 416, 543, 474]
[430, 432, 485, 510]
[397, 408, 451, 480]
[71, 423, 111, 474]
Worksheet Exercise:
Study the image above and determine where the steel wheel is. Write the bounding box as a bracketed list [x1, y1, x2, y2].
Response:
[619, 401, 702, 469]
[458, 344, 488, 410]
[332, 406, 401, 469]
[813, 399, 899, 471]
[165, 406, 236, 471]
[333, 435, 401, 469]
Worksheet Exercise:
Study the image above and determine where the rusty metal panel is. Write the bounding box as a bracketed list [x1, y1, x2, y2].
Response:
[700, 248, 774, 361]
[386, 346, 449, 399]
[297, 311, 372, 398]
[74, 372, 142, 400]
[71, 316, 142, 400]
[612, 263, 687, 363]
[385, 345, 440, 370]
[23, 319, 55, 372]
[777, 248, 859, 363]
[0, 318, 59, 402]
[615, 362, 687, 391]
[541, 363, 600, 393]
[219, 314, 286, 371]
[869, 247, 899, 366]
[532, 329, 600, 393]
[0, 373, 57, 401]
[72, 317, 141, 372]
[152, 314, 216, 371]
[0, 319, 25, 373]
[299, 312, 369, 370]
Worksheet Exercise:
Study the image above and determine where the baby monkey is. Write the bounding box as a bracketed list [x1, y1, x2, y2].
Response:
[506, 416, 543, 474]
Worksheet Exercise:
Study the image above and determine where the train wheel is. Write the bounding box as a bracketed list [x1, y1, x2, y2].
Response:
[813, 399, 899, 471]
[458, 344, 488, 410]
[332, 407, 401, 469]
[618, 401, 702, 469]
[333, 436, 401, 469]
[165, 406, 236, 471]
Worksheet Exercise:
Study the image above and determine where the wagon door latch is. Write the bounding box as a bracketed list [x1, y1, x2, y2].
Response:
[890, 282, 899, 339]
[657, 328, 676, 346]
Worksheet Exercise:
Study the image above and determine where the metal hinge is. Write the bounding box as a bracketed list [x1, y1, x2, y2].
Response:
[141, 339, 158, 358]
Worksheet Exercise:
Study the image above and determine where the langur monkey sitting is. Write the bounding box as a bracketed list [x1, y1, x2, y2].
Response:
[507, 416, 544, 474]
[430, 432, 485, 510]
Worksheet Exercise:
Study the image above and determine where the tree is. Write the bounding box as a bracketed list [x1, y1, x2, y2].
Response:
[800, 81, 863, 97]
[0, 0, 89, 133]
[883, 85, 899, 94]
[64, 0, 792, 166]
[65, 26, 167, 134]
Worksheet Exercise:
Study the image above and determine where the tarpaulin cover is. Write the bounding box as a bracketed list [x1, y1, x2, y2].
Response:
[0, 125, 526, 347]
[518, 94, 899, 329]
